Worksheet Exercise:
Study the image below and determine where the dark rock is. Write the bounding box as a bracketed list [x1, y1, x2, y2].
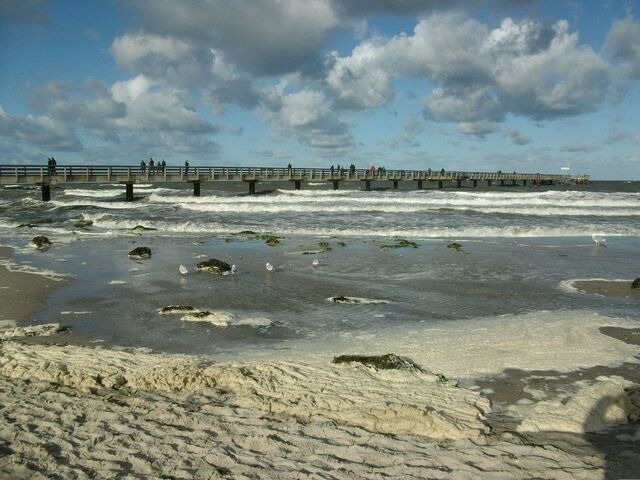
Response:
[73, 219, 93, 229]
[196, 258, 231, 274]
[331, 296, 361, 304]
[128, 246, 152, 259]
[447, 242, 463, 251]
[30, 235, 52, 250]
[158, 305, 197, 314]
[632, 278, 640, 290]
[333, 353, 425, 372]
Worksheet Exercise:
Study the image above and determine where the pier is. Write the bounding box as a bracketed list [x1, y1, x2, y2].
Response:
[0, 165, 578, 201]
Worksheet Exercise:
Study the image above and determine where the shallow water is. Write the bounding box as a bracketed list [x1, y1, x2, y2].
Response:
[1, 181, 639, 362]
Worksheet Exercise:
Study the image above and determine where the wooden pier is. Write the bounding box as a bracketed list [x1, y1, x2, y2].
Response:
[0, 165, 578, 201]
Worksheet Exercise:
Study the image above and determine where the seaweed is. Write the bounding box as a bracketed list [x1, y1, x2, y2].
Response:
[447, 242, 463, 251]
[332, 353, 425, 372]
[318, 241, 332, 252]
[380, 238, 418, 250]
[631, 277, 640, 290]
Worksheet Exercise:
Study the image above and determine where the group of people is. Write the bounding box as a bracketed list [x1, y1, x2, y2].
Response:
[140, 158, 190, 175]
[46, 157, 57, 175]
[329, 164, 357, 175]
[140, 158, 166, 175]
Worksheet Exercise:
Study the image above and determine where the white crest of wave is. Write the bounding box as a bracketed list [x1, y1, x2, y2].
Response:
[63, 189, 124, 199]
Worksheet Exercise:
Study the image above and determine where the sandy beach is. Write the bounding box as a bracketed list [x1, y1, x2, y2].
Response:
[0, 256, 639, 478]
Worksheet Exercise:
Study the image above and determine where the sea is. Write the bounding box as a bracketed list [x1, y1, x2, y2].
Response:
[1, 179, 639, 367]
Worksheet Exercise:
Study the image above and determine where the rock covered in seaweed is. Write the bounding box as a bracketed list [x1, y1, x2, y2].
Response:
[333, 353, 427, 373]
[196, 258, 231, 274]
[631, 278, 640, 290]
[30, 235, 52, 250]
[128, 246, 152, 259]
[157, 305, 197, 315]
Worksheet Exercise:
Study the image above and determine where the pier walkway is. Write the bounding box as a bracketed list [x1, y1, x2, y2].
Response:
[0, 165, 577, 201]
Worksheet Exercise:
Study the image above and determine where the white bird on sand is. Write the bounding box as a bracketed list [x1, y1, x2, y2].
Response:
[265, 262, 274, 272]
[231, 264, 238, 274]
[312, 258, 320, 267]
[179, 264, 188, 274]
[592, 234, 606, 247]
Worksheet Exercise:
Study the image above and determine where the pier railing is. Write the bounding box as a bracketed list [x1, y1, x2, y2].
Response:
[0, 164, 574, 184]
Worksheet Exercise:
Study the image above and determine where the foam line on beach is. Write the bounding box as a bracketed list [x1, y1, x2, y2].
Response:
[261, 310, 640, 379]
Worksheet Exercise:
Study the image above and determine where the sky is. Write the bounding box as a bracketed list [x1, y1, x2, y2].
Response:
[1, 1, 639, 180]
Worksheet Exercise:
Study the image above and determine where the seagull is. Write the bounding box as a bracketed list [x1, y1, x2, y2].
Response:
[592, 234, 607, 247]
[179, 264, 188, 274]
[231, 264, 238, 274]
[312, 259, 320, 267]
[265, 262, 274, 272]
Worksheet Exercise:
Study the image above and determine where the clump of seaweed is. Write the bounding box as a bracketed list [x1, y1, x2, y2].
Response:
[447, 242, 463, 251]
[631, 277, 640, 290]
[318, 241, 332, 252]
[234, 231, 282, 246]
[333, 353, 425, 372]
[380, 238, 418, 250]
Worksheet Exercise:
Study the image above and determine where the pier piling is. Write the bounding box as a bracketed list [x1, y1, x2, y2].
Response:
[393, 180, 399, 190]
[438, 181, 443, 189]
[41, 183, 51, 202]
[125, 183, 134, 202]
[333, 180, 339, 190]
[417, 180, 422, 189]
[294, 180, 301, 190]
[192, 181, 201, 197]
[364, 180, 371, 191]
[248, 181, 256, 195]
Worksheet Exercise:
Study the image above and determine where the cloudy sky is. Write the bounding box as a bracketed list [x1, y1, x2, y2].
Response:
[1, 0, 639, 179]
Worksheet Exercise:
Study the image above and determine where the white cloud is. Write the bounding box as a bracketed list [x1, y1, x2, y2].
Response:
[123, 0, 340, 75]
[604, 17, 640, 81]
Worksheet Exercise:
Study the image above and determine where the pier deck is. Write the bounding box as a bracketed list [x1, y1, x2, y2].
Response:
[0, 165, 578, 201]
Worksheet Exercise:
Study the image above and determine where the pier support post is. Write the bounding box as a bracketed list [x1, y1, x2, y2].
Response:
[456, 179, 462, 188]
[417, 180, 422, 190]
[500, 180, 505, 186]
[393, 180, 398, 190]
[294, 180, 301, 190]
[364, 180, 371, 191]
[333, 180, 339, 190]
[438, 180, 443, 189]
[248, 181, 256, 195]
[125, 183, 134, 202]
[473, 179, 477, 188]
[41, 183, 51, 202]
[522, 180, 527, 187]
[193, 181, 201, 197]
[512, 179, 517, 186]
[487, 180, 492, 187]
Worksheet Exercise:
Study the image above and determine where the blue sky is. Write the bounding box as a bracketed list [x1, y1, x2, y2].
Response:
[1, 0, 639, 179]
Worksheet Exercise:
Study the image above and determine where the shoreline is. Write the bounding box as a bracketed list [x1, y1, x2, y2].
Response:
[0, 246, 66, 328]
[570, 279, 640, 298]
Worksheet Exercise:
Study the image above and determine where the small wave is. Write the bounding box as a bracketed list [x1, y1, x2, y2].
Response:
[0, 258, 67, 281]
[328, 296, 390, 305]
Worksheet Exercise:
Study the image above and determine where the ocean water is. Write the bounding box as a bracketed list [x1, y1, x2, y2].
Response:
[1, 180, 639, 363]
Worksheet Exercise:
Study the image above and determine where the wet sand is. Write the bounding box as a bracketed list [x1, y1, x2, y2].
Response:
[0, 246, 64, 326]
[571, 279, 640, 298]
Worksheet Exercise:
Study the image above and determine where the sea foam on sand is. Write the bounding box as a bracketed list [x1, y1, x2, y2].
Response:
[1, 338, 639, 479]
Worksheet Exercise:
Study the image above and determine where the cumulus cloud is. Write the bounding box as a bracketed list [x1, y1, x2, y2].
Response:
[0, 106, 81, 152]
[123, 0, 339, 76]
[260, 87, 354, 155]
[109, 75, 216, 134]
[604, 17, 640, 80]
[324, 12, 611, 136]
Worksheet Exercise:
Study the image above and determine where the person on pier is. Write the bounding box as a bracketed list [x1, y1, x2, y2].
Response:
[161, 160, 166, 173]
[140, 159, 146, 174]
[149, 158, 155, 175]
[184, 160, 189, 175]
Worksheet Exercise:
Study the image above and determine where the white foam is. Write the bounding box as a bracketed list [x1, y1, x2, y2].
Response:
[180, 311, 234, 326]
[272, 310, 640, 379]
[0, 258, 66, 281]
[60, 311, 92, 315]
[108, 280, 128, 285]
